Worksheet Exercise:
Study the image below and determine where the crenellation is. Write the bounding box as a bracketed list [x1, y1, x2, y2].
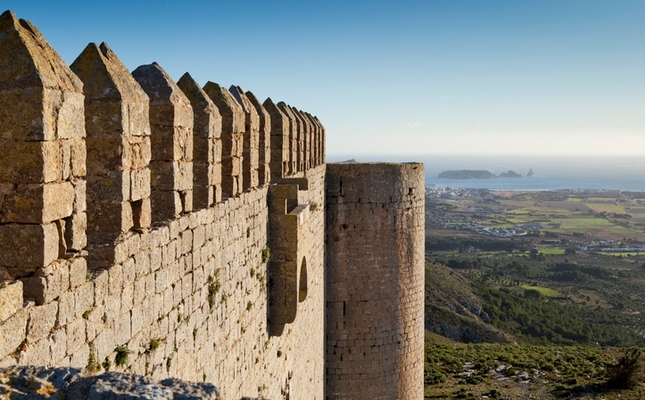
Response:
[291, 106, 307, 172]
[132, 63, 194, 221]
[71, 41, 153, 259]
[276, 101, 298, 175]
[203, 82, 244, 198]
[261, 98, 289, 181]
[177, 73, 223, 209]
[229, 86, 260, 192]
[0, 10, 424, 400]
[245, 91, 271, 186]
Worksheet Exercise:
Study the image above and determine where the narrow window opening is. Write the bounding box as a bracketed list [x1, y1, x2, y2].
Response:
[179, 190, 189, 213]
[298, 257, 308, 302]
[131, 199, 143, 232]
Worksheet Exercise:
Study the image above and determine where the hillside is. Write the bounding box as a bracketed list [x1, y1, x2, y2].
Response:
[425, 260, 512, 344]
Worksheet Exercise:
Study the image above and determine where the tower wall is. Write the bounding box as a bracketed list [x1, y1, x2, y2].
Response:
[325, 163, 425, 400]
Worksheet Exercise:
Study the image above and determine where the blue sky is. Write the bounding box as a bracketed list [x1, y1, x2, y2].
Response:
[5, 1, 645, 157]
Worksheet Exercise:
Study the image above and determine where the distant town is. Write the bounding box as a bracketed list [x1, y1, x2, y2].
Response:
[426, 186, 645, 253]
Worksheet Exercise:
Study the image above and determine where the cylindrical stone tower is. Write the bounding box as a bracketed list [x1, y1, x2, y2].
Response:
[325, 163, 425, 400]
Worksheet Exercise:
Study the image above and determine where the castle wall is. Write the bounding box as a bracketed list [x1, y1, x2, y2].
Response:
[325, 163, 425, 400]
[0, 10, 326, 400]
[0, 9, 425, 400]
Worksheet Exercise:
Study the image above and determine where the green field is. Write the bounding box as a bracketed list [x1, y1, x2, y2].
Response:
[520, 284, 561, 297]
[538, 247, 565, 255]
[586, 203, 627, 214]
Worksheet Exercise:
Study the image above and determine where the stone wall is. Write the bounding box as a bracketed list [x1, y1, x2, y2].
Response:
[325, 163, 425, 400]
[0, 9, 425, 400]
[0, 10, 325, 400]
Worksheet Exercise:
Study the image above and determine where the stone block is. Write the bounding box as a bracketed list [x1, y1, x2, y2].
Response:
[74, 281, 94, 319]
[69, 136, 87, 177]
[1, 181, 74, 224]
[66, 318, 86, 354]
[68, 342, 90, 369]
[0, 308, 27, 359]
[19, 336, 51, 366]
[130, 167, 151, 202]
[68, 257, 87, 289]
[0, 139, 61, 184]
[64, 211, 87, 251]
[92, 269, 109, 307]
[21, 264, 68, 306]
[49, 90, 85, 139]
[73, 179, 87, 213]
[93, 327, 115, 362]
[108, 263, 124, 296]
[26, 301, 58, 343]
[151, 189, 182, 221]
[0, 280, 23, 322]
[57, 290, 74, 327]
[114, 311, 131, 345]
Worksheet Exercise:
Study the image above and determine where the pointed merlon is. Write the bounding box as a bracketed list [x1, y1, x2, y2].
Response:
[132, 62, 194, 219]
[177, 72, 223, 207]
[71, 42, 152, 243]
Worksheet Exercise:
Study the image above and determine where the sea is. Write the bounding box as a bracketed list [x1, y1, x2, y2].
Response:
[327, 154, 645, 192]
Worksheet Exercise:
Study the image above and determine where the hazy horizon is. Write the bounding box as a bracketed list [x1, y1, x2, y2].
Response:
[4, 1, 645, 157]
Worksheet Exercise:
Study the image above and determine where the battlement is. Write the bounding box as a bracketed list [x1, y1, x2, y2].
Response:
[0, 10, 325, 280]
[0, 10, 423, 400]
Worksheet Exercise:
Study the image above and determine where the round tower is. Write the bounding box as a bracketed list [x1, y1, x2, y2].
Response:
[325, 163, 425, 400]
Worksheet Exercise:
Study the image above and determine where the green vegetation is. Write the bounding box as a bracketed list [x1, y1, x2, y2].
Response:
[149, 339, 160, 352]
[86, 347, 101, 373]
[424, 336, 645, 399]
[520, 284, 561, 298]
[538, 247, 566, 255]
[605, 348, 644, 389]
[261, 247, 271, 263]
[115, 345, 130, 367]
[425, 189, 645, 397]
[102, 356, 111, 372]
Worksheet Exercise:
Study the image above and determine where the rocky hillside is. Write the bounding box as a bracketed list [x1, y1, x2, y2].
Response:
[424, 260, 513, 344]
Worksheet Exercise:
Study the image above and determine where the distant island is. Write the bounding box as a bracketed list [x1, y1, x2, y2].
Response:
[438, 170, 496, 179]
[499, 170, 522, 178]
[438, 169, 527, 179]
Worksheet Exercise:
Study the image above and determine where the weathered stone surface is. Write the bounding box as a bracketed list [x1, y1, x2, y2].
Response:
[0, 11, 84, 141]
[26, 300, 58, 343]
[0, 223, 59, 277]
[0, 280, 22, 323]
[0, 10, 86, 280]
[177, 73, 222, 208]
[262, 98, 290, 181]
[0, 367, 221, 399]
[245, 91, 271, 186]
[229, 86, 259, 191]
[71, 42, 151, 242]
[0, 10, 428, 400]
[203, 82, 244, 198]
[0, 308, 27, 359]
[276, 102, 298, 175]
[325, 163, 425, 400]
[132, 63, 193, 220]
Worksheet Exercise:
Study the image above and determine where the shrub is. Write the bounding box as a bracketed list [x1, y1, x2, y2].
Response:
[115, 345, 130, 367]
[261, 247, 271, 263]
[149, 339, 160, 352]
[605, 348, 643, 389]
